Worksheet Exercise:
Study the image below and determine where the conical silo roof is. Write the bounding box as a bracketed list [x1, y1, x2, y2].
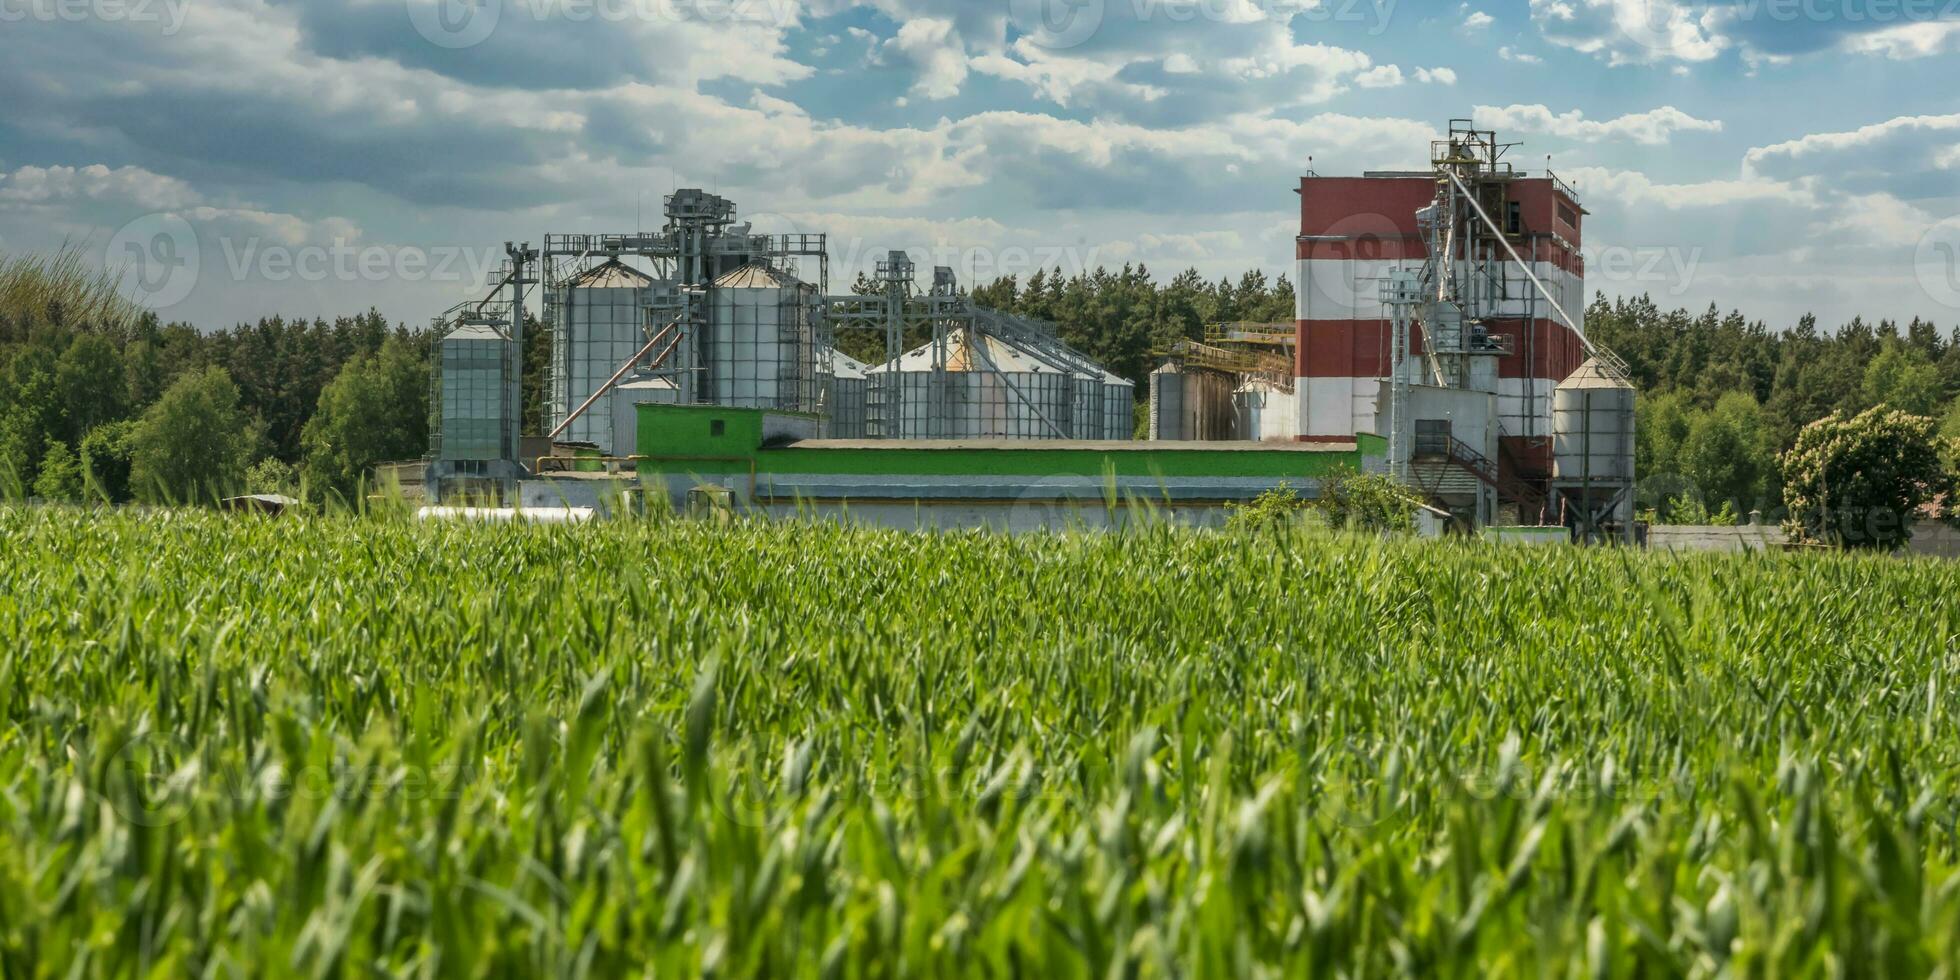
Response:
[828, 348, 872, 380]
[881, 327, 1087, 376]
[713, 263, 804, 289]
[1558, 356, 1633, 390]
[567, 260, 654, 288]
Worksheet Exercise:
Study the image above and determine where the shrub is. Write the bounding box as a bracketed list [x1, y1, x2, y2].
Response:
[1223, 481, 1311, 532]
[1780, 407, 1956, 550]
[1314, 468, 1426, 533]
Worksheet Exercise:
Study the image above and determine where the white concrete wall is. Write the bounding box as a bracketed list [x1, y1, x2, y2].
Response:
[1297, 258, 1423, 321]
[1647, 522, 1960, 558]
[1236, 384, 1299, 441]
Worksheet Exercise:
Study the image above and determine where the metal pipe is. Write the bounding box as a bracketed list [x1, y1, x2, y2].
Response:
[1441, 169, 1593, 355]
[548, 316, 682, 441]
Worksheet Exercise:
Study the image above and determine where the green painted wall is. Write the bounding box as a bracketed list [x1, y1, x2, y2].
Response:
[635, 403, 1380, 481]
[638, 405, 765, 458]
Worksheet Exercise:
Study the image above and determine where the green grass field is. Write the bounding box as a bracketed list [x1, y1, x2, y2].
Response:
[1, 509, 1956, 977]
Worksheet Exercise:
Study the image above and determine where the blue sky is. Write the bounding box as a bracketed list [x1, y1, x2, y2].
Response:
[2, 0, 1957, 331]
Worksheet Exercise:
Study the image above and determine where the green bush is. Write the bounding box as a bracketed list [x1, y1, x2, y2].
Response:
[1780, 407, 1955, 549]
[1314, 468, 1427, 533]
[1223, 481, 1311, 532]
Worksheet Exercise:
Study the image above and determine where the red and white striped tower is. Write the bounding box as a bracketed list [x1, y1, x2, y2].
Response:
[1294, 170, 1588, 481]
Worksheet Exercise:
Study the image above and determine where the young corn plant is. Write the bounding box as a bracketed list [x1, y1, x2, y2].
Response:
[0, 507, 1955, 976]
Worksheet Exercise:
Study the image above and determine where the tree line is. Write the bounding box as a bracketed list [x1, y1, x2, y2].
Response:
[0, 251, 435, 504]
[4, 247, 1956, 518]
[1586, 294, 1960, 523]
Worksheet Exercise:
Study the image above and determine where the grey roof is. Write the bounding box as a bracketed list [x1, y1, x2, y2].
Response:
[714, 263, 805, 289]
[880, 327, 1119, 381]
[568, 260, 654, 288]
[444, 322, 508, 342]
[827, 347, 872, 380]
[1558, 356, 1634, 390]
[616, 376, 678, 391]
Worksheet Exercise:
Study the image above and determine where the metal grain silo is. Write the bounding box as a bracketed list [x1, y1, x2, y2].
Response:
[1101, 370, 1135, 440]
[1071, 374, 1106, 439]
[869, 328, 1076, 440]
[706, 264, 819, 411]
[552, 260, 653, 453]
[1552, 358, 1635, 482]
[1147, 362, 1234, 440]
[435, 320, 513, 462]
[1551, 357, 1637, 542]
[821, 348, 870, 438]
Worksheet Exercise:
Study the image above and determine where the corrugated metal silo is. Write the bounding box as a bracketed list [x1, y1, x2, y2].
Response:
[436, 321, 513, 462]
[869, 328, 1078, 440]
[1552, 358, 1635, 483]
[821, 349, 871, 438]
[552, 260, 654, 454]
[706, 264, 819, 411]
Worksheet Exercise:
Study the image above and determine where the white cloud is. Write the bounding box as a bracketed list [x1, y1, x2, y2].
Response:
[1354, 65, 1404, 88]
[1820, 193, 1937, 245]
[1841, 21, 1960, 59]
[1415, 67, 1458, 85]
[1463, 10, 1495, 32]
[1557, 166, 1814, 210]
[0, 164, 199, 211]
[1498, 46, 1544, 63]
[882, 17, 969, 100]
[1473, 104, 1722, 144]
[1743, 113, 1960, 187]
[1529, 0, 1726, 66]
[965, 2, 1380, 121]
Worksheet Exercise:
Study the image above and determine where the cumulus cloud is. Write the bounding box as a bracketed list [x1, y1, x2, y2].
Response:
[881, 17, 969, 99]
[1473, 104, 1722, 144]
[1354, 65, 1404, 88]
[1529, 0, 1726, 65]
[1531, 0, 1960, 67]
[960, 1, 1385, 125]
[1842, 20, 1960, 58]
[1565, 113, 1960, 327]
[1743, 113, 1960, 200]
[1557, 166, 1814, 210]
[0, 165, 199, 211]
